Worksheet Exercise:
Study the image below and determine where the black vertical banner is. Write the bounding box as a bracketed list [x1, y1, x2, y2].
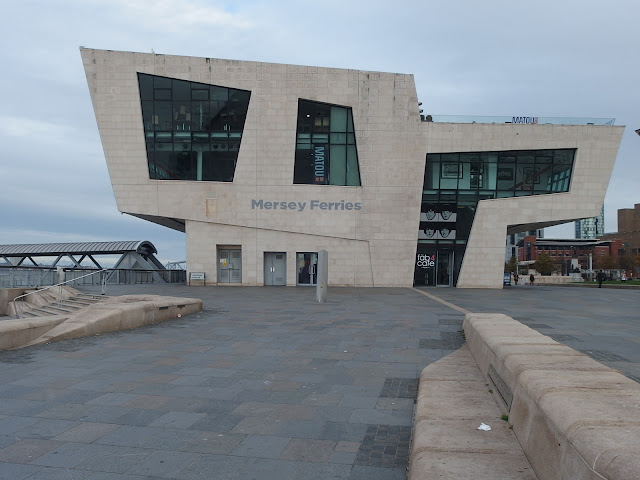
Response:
[311, 143, 329, 184]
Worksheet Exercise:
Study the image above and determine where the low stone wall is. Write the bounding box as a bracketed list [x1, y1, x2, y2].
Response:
[463, 313, 640, 480]
[0, 294, 203, 350]
[0, 288, 26, 315]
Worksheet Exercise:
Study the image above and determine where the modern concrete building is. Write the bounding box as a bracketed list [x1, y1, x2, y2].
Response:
[80, 48, 624, 288]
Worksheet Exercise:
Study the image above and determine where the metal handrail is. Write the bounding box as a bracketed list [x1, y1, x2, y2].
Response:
[13, 268, 109, 318]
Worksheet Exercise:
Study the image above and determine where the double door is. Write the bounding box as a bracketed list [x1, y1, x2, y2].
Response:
[264, 252, 286, 286]
[414, 250, 453, 287]
[218, 249, 242, 283]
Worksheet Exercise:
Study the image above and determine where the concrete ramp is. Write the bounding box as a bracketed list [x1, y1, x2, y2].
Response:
[0, 294, 202, 350]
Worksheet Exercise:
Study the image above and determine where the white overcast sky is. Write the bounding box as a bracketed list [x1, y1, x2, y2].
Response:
[1, 0, 639, 264]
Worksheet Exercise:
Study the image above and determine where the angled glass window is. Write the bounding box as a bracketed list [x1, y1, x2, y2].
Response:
[137, 73, 250, 182]
[417, 148, 576, 286]
[293, 99, 360, 186]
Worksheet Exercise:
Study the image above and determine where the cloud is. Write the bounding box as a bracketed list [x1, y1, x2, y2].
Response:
[0, 115, 77, 142]
[101, 0, 253, 32]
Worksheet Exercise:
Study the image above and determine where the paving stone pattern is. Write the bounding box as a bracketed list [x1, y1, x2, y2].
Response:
[419, 331, 464, 351]
[355, 425, 412, 468]
[379, 378, 418, 400]
[419, 286, 640, 383]
[0, 286, 460, 480]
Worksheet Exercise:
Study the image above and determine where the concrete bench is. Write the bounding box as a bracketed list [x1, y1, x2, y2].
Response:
[409, 344, 537, 479]
[463, 313, 640, 480]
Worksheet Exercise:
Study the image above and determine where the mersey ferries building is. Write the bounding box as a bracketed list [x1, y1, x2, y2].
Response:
[81, 48, 623, 288]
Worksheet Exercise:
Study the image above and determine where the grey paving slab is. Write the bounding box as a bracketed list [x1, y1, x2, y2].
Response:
[29, 442, 104, 468]
[52, 422, 119, 443]
[231, 434, 291, 458]
[25, 468, 93, 480]
[290, 461, 352, 480]
[124, 449, 201, 477]
[177, 454, 248, 480]
[12, 418, 78, 439]
[75, 445, 151, 473]
[0, 438, 63, 463]
[0, 463, 43, 480]
[236, 457, 300, 480]
[181, 432, 246, 455]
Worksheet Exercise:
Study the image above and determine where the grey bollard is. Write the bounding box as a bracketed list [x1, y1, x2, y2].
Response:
[316, 250, 328, 303]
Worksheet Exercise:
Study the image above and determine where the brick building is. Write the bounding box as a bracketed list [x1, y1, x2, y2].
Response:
[518, 236, 623, 274]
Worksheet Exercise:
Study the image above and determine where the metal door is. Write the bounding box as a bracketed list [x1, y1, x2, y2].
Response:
[218, 249, 242, 283]
[264, 252, 286, 286]
[296, 252, 318, 286]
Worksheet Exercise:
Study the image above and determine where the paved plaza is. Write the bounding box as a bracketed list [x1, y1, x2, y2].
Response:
[0, 284, 637, 479]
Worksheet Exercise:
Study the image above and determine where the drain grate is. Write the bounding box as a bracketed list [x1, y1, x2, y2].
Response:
[548, 334, 582, 343]
[580, 350, 630, 363]
[380, 378, 418, 399]
[355, 425, 412, 468]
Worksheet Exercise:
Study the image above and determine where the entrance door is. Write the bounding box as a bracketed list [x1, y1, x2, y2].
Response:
[264, 252, 286, 286]
[218, 248, 242, 283]
[437, 251, 453, 286]
[296, 252, 318, 286]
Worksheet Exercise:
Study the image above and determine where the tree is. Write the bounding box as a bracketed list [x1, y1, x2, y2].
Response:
[594, 254, 617, 270]
[533, 253, 558, 275]
[505, 255, 517, 273]
[618, 254, 636, 272]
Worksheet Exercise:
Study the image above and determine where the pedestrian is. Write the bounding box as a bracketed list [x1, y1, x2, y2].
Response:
[529, 273, 535, 286]
[513, 272, 519, 285]
[596, 270, 606, 288]
[621, 272, 627, 283]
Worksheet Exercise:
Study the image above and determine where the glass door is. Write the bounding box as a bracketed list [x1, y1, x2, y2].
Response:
[218, 248, 242, 283]
[437, 251, 453, 286]
[296, 252, 318, 286]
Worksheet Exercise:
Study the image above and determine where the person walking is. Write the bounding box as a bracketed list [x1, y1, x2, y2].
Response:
[529, 273, 535, 286]
[596, 270, 606, 288]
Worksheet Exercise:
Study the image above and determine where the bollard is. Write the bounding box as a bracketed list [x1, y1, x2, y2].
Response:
[316, 250, 328, 303]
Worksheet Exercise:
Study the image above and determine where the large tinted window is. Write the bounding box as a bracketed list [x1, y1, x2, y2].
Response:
[138, 73, 250, 182]
[293, 100, 360, 186]
[417, 148, 576, 286]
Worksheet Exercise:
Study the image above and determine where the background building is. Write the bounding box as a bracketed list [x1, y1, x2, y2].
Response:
[575, 205, 605, 239]
[518, 236, 623, 274]
[600, 203, 640, 275]
[81, 48, 624, 288]
[505, 229, 543, 262]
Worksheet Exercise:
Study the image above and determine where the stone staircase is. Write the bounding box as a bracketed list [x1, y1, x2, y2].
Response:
[8, 287, 109, 318]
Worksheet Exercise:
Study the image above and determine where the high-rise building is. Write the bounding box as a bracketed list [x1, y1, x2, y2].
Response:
[575, 205, 605, 239]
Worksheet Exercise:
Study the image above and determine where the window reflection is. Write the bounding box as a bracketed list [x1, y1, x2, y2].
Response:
[293, 100, 361, 186]
[137, 73, 250, 182]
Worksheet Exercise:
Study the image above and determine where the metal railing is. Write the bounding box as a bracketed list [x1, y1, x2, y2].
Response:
[421, 115, 616, 126]
[12, 269, 110, 319]
[0, 266, 186, 288]
[0, 266, 57, 288]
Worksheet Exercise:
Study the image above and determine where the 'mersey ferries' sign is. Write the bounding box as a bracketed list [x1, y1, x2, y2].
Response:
[251, 199, 362, 212]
